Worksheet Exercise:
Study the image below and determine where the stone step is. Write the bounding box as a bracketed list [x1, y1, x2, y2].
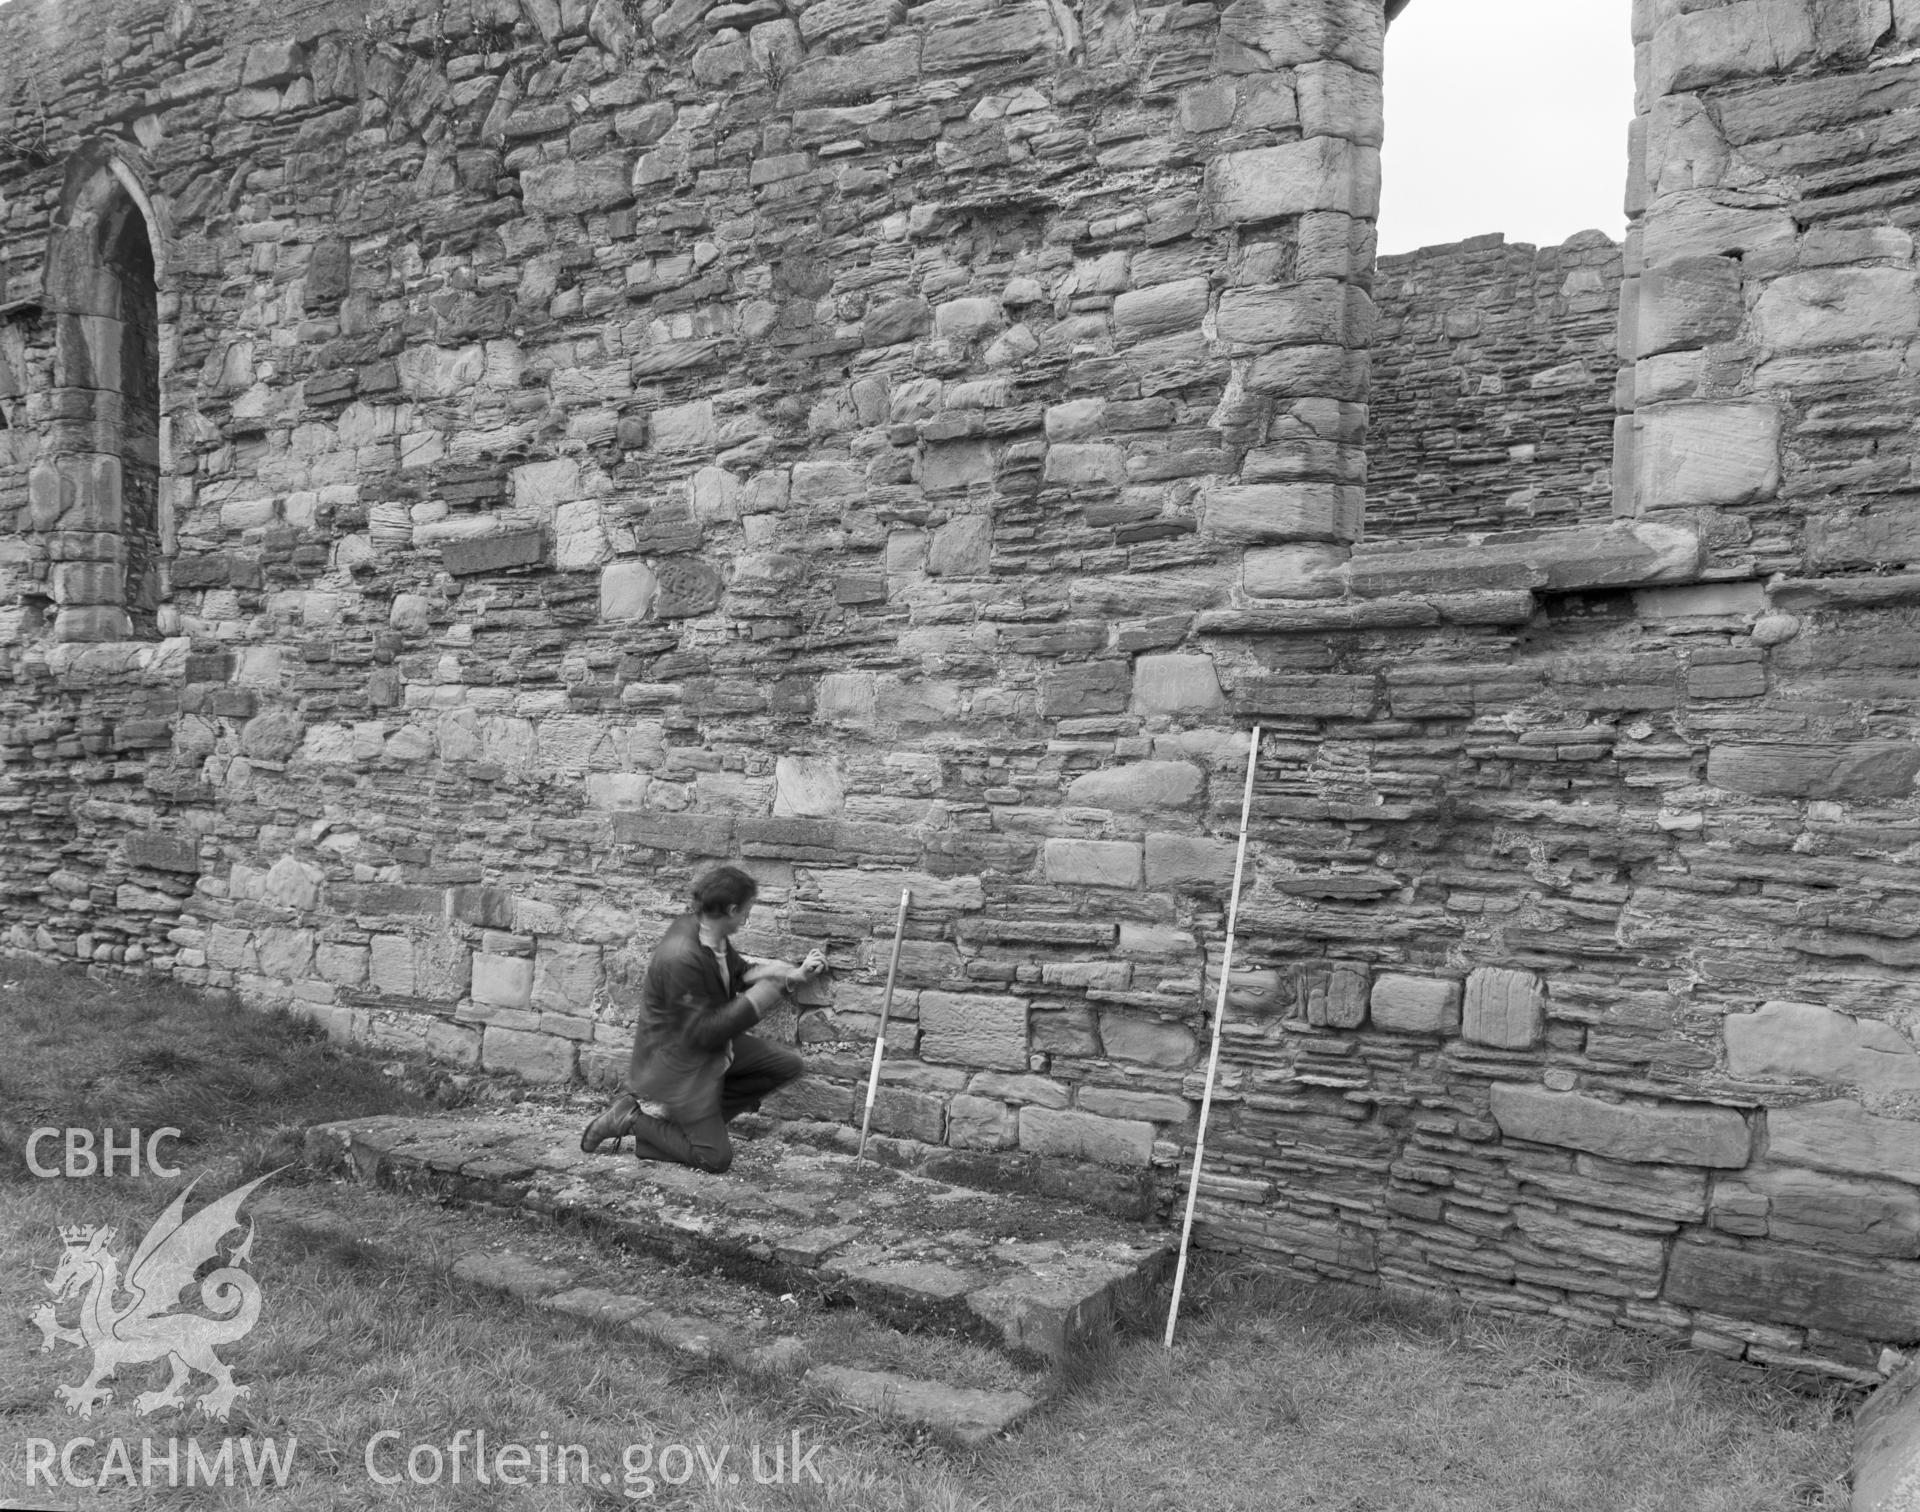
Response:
[301, 1105, 1175, 1370]
[253, 1184, 1039, 1446]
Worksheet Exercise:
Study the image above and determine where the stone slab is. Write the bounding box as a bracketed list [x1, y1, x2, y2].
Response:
[1725, 1000, 1920, 1096]
[1855, 1362, 1920, 1512]
[1489, 1084, 1751, 1168]
[1665, 1237, 1920, 1340]
[806, 1365, 1034, 1446]
[1768, 1100, 1920, 1188]
[302, 1108, 1171, 1366]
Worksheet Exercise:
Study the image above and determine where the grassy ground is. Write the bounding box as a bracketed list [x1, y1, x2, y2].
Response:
[0, 957, 1855, 1510]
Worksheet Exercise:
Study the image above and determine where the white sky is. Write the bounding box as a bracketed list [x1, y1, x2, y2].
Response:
[1378, 0, 1638, 255]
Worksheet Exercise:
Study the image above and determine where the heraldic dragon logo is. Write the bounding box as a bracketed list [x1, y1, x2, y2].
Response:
[32, 1170, 277, 1420]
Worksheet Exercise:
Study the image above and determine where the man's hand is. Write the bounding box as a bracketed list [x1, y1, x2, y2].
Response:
[743, 949, 829, 987]
[797, 947, 828, 981]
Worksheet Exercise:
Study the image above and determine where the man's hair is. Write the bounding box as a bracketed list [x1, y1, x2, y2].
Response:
[691, 864, 759, 917]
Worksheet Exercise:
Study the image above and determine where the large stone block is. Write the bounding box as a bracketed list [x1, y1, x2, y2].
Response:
[1369, 974, 1460, 1035]
[1203, 483, 1363, 543]
[773, 755, 844, 817]
[1725, 1000, 1920, 1094]
[1244, 544, 1349, 599]
[1131, 654, 1224, 714]
[523, 154, 632, 214]
[1043, 838, 1142, 889]
[1042, 662, 1130, 717]
[1707, 743, 1920, 801]
[1202, 138, 1376, 224]
[1144, 832, 1236, 891]
[1490, 1083, 1751, 1168]
[1217, 282, 1371, 348]
[599, 561, 656, 621]
[1637, 256, 1743, 356]
[473, 952, 534, 1009]
[369, 935, 416, 995]
[1463, 967, 1543, 1049]
[1651, 0, 1814, 94]
[481, 1025, 577, 1083]
[1768, 1099, 1920, 1186]
[1099, 1012, 1196, 1068]
[1066, 761, 1204, 812]
[926, 516, 992, 576]
[442, 528, 544, 576]
[1740, 1166, 1920, 1257]
[1665, 1237, 1920, 1339]
[1113, 277, 1210, 343]
[919, 990, 1028, 1072]
[1754, 267, 1920, 352]
[1018, 1106, 1155, 1168]
[532, 942, 603, 1013]
[947, 1095, 1018, 1150]
[1635, 402, 1780, 507]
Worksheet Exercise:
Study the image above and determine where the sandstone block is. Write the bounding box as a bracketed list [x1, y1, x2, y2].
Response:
[1707, 743, 1920, 801]
[870, 1085, 946, 1143]
[652, 558, 723, 617]
[1651, 0, 1814, 94]
[919, 990, 1028, 1072]
[1304, 960, 1369, 1029]
[1066, 761, 1204, 812]
[1144, 832, 1237, 892]
[1490, 1083, 1751, 1168]
[524, 154, 632, 213]
[773, 755, 844, 818]
[1665, 1237, 1920, 1339]
[481, 1025, 576, 1083]
[262, 855, 323, 910]
[1044, 444, 1125, 488]
[1203, 138, 1371, 224]
[124, 832, 200, 873]
[240, 708, 305, 761]
[1369, 974, 1460, 1035]
[1726, 1000, 1920, 1094]
[1018, 1106, 1155, 1167]
[1637, 256, 1743, 356]
[862, 295, 933, 346]
[315, 942, 368, 987]
[1204, 483, 1363, 544]
[1244, 544, 1349, 598]
[1463, 967, 1544, 1049]
[1113, 277, 1210, 343]
[817, 671, 876, 725]
[472, 952, 534, 1009]
[933, 296, 1002, 341]
[650, 399, 715, 454]
[1768, 1100, 1920, 1186]
[923, 8, 1056, 70]
[1099, 1012, 1196, 1068]
[1740, 1166, 1920, 1257]
[1217, 281, 1371, 348]
[947, 1095, 1018, 1150]
[1755, 267, 1920, 352]
[1636, 402, 1780, 507]
[441, 528, 544, 576]
[1043, 838, 1142, 889]
[927, 516, 992, 576]
[257, 926, 315, 980]
[1295, 58, 1383, 144]
[532, 942, 602, 1013]
[1078, 1087, 1191, 1124]
[1131, 654, 1224, 715]
[599, 561, 657, 621]
[1042, 662, 1130, 717]
[369, 935, 416, 995]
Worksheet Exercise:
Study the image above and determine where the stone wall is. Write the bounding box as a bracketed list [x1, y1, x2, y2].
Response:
[1368, 231, 1622, 539]
[3, 0, 1920, 1387]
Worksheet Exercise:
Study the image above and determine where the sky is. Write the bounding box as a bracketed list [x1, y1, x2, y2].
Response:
[1377, 0, 1638, 255]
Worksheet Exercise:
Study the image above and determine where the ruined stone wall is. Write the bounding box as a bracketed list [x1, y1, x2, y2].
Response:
[3, 0, 1920, 1387]
[1367, 231, 1622, 539]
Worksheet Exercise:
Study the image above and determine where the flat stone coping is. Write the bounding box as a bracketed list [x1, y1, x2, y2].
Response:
[303, 1108, 1173, 1368]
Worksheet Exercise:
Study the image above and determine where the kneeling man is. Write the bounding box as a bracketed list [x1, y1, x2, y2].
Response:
[580, 864, 824, 1173]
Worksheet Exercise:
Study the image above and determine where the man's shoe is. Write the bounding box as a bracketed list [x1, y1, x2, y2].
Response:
[580, 1093, 637, 1154]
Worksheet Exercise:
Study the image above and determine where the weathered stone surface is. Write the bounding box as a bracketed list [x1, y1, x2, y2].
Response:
[1144, 832, 1235, 891]
[1042, 661, 1130, 717]
[599, 561, 656, 621]
[1725, 1000, 1920, 1094]
[1066, 761, 1203, 811]
[1753, 267, 1920, 352]
[1243, 544, 1350, 599]
[472, 952, 534, 1010]
[1636, 402, 1780, 507]
[1665, 1237, 1920, 1339]
[1735, 1166, 1920, 1257]
[442, 529, 545, 576]
[919, 990, 1028, 1072]
[808, 1365, 1033, 1447]
[124, 832, 200, 873]
[1463, 967, 1543, 1049]
[1490, 1084, 1751, 1168]
[1768, 1100, 1920, 1187]
[1018, 1106, 1155, 1167]
[1369, 974, 1460, 1035]
[1131, 654, 1224, 715]
[481, 1025, 576, 1081]
[1202, 138, 1373, 223]
[1043, 839, 1142, 889]
[1707, 743, 1920, 801]
[1204, 483, 1364, 543]
[1099, 1012, 1195, 1068]
[1855, 1362, 1920, 1512]
[240, 708, 305, 761]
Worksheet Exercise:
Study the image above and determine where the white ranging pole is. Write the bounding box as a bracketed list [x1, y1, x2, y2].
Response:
[857, 888, 912, 1166]
[1163, 723, 1262, 1350]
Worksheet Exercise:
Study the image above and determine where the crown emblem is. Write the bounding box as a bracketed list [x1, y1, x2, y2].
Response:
[59, 1224, 104, 1246]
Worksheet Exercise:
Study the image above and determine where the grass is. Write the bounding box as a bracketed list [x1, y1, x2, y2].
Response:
[0, 956, 1857, 1510]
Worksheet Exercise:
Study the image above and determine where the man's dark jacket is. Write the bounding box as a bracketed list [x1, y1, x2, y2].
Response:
[624, 912, 760, 1121]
